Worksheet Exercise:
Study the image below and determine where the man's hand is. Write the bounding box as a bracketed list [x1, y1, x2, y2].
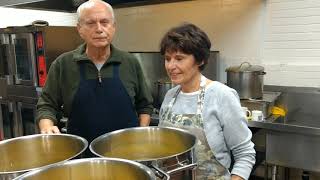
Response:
[139, 114, 151, 126]
[39, 119, 61, 134]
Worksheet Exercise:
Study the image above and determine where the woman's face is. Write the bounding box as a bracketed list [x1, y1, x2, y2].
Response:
[164, 50, 201, 86]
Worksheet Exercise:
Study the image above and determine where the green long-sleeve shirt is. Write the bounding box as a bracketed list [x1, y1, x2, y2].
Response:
[36, 44, 153, 124]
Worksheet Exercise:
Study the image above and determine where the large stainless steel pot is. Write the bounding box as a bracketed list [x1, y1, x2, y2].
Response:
[90, 127, 197, 179]
[226, 62, 266, 99]
[155, 79, 175, 108]
[0, 134, 87, 180]
[13, 158, 156, 180]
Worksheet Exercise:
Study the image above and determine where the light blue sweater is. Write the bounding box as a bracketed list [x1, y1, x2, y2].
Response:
[160, 81, 256, 180]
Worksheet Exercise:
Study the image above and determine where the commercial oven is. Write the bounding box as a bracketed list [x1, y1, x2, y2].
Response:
[0, 25, 83, 139]
[0, 100, 14, 140]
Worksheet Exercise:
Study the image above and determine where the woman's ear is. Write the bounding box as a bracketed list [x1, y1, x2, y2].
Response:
[198, 61, 204, 66]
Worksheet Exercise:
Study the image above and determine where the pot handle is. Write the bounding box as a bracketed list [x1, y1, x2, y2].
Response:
[150, 164, 170, 180]
[166, 163, 197, 175]
[260, 71, 266, 75]
[239, 62, 251, 69]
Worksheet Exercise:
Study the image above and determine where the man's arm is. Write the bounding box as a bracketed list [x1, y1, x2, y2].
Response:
[139, 113, 150, 126]
[132, 56, 154, 122]
[36, 59, 63, 133]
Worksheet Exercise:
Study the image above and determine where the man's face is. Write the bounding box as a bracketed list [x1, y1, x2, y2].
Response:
[77, 4, 115, 48]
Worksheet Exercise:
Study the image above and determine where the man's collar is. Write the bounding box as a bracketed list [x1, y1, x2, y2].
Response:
[74, 44, 122, 64]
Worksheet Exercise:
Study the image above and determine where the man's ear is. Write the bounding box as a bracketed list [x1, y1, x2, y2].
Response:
[112, 21, 116, 31]
[77, 23, 83, 38]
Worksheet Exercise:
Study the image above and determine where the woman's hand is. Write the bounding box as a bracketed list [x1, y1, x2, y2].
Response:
[231, 174, 244, 180]
[39, 119, 61, 134]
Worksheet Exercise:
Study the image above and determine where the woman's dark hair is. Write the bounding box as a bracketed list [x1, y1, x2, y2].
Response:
[160, 23, 211, 71]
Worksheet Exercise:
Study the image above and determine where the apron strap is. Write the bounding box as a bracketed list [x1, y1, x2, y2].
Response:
[166, 74, 207, 115]
[197, 75, 207, 114]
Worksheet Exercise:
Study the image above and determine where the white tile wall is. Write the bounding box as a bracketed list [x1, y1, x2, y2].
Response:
[113, 0, 265, 83]
[262, 0, 320, 87]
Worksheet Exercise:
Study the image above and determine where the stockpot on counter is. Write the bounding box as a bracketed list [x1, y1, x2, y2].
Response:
[90, 126, 198, 180]
[0, 134, 87, 180]
[226, 62, 266, 99]
[13, 158, 156, 180]
[155, 79, 175, 108]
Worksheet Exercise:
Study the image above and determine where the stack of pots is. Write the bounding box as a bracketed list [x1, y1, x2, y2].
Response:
[155, 79, 175, 108]
[3, 127, 197, 179]
[2, 134, 157, 180]
[90, 126, 198, 179]
[0, 134, 87, 180]
[13, 158, 156, 180]
[226, 62, 266, 99]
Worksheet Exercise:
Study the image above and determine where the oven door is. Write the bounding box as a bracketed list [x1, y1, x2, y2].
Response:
[0, 34, 15, 101]
[11, 33, 37, 86]
[0, 100, 14, 140]
[14, 101, 38, 136]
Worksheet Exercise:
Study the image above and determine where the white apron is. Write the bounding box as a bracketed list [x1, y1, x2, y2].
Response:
[159, 75, 230, 180]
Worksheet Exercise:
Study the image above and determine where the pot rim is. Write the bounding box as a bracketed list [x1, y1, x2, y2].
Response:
[89, 126, 197, 162]
[0, 134, 88, 175]
[226, 71, 265, 74]
[226, 62, 264, 73]
[13, 157, 156, 180]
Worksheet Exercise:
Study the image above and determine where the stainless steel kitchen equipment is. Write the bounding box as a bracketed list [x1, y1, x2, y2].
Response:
[247, 86, 320, 179]
[241, 91, 281, 119]
[155, 79, 175, 108]
[0, 25, 83, 139]
[90, 126, 197, 179]
[226, 62, 266, 99]
[265, 87, 320, 174]
[0, 134, 87, 180]
[0, 100, 41, 140]
[13, 158, 156, 180]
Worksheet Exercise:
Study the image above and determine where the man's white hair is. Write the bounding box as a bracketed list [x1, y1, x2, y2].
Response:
[77, 0, 115, 23]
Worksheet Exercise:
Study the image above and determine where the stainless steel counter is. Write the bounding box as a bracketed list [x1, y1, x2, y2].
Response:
[151, 86, 320, 173]
[250, 115, 320, 173]
[248, 115, 320, 136]
[152, 111, 320, 173]
[154, 112, 320, 136]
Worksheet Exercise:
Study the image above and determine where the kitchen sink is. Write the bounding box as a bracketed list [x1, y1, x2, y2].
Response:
[249, 86, 320, 173]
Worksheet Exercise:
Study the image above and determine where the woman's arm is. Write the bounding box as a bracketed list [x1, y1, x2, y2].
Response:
[219, 88, 256, 180]
[203, 83, 255, 180]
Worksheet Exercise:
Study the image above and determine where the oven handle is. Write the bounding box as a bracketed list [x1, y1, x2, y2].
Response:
[14, 102, 24, 136]
[0, 43, 14, 85]
[8, 102, 14, 112]
[0, 103, 3, 140]
[5, 75, 14, 85]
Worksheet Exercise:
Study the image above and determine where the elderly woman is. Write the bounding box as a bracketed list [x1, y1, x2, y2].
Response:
[159, 23, 255, 180]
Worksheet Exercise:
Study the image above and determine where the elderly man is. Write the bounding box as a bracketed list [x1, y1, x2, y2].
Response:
[36, 0, 153, 145]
